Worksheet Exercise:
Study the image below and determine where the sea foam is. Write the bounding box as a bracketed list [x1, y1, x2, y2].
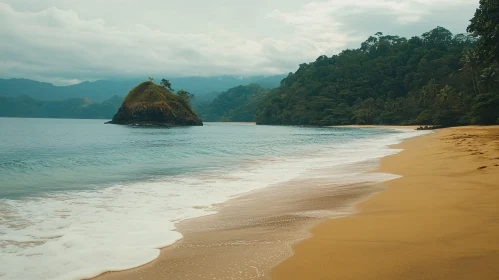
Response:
[0, 128, 428, 280]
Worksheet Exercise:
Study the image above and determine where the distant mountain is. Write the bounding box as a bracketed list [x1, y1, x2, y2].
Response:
[195, 84, 268, 122]
[0, 75, 285, 103]
[0, 95, 123, 119]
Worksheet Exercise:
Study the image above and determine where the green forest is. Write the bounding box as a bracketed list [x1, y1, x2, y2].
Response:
[255, 0, 499, 126]
[195, 84, 269, 122]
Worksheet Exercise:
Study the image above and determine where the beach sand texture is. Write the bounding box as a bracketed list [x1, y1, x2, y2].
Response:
[94, 126, 499, 280]
[93, 130, 402, 280]
[273, 126, 499, 280]
[93, 175, 384, 280]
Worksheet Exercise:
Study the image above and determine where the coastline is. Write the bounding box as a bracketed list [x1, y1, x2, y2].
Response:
[272, 126, 499, 279]
[329, 125, 421, 130]
[92, 127, 423, 280]
[92, 169, 387, 280]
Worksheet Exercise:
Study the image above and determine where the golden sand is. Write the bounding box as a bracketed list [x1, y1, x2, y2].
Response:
[93, 126, 499, 280]
[93, 168, 382, 280]
[329, 125, 421, 129]
[272, 126, 499, 280]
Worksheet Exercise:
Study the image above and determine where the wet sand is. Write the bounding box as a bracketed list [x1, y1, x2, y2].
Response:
[272, 126, 499, 280]
[330, 125, 421, 130]
[93, 156, 397, 279]
[93, 126, 499, 280]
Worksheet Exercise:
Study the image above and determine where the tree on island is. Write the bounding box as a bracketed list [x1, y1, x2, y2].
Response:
[160, 78, 174, 91]
[148, 77, 154, 82]
[177, 89, 195, 104]
[158, 78, 194, 103]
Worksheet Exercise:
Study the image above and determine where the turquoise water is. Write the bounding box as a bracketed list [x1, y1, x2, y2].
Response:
[0, 118, 393, 199]
[0, 118, 426, 280]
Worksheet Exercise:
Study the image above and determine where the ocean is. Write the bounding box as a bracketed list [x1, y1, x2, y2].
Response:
[0, 118, 426, 280]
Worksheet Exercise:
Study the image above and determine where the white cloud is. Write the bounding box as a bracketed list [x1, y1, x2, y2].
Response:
[1, 2, 318, 83]
[267, 0, 478, 45]
[0, 0, 478, 85]
[268, 0, 475, 25]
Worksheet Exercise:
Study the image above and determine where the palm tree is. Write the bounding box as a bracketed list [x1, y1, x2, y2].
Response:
[437, 85, 456, 109]
[460, 49, 481, 95]
[480, 66, 498, 93]
[419, 80, 438, 106]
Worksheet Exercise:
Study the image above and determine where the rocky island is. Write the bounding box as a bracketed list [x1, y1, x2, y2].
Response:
[107, 81, 203, 126]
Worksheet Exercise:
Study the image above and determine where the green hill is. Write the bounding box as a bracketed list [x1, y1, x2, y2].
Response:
[255, 27, 499, 126]
[195, 84, 268, 122]
[109, 82, 203, 126]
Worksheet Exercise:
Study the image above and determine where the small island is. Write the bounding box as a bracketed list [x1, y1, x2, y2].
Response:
[107, 79, 203, 126]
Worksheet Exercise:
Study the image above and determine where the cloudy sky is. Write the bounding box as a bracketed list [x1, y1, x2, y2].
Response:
[1, 0, 478, 85]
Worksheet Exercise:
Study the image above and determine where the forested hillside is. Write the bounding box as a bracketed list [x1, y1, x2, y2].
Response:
[255, 1, 499, 126]
[195, 84, 268, 122]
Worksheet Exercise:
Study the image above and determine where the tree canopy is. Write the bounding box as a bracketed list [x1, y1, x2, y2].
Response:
[255, 24, 499, 126]
[467, 0, 499, 62]
[195, 84, 268, 122]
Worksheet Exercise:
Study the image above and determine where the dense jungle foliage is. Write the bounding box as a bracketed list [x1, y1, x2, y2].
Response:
[255, 0, 499, 126]
[195, 84, 268, 122]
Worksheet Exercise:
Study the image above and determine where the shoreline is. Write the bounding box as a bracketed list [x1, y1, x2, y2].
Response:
[92, 171, 388, 280]
[92, 128, 423, 280]
[329, 124, 421, 130]
[272, 126, 499, 279]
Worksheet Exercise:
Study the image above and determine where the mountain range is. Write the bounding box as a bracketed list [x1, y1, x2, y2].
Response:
[0, 75, 285, 103]
[0, 75, 285, 120]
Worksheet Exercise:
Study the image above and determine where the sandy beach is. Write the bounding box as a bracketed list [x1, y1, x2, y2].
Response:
[92, 127, 408, 280]
[93, 126, 499, 280]
[273, 126, 499, 279]
[93, 164, 388, 280]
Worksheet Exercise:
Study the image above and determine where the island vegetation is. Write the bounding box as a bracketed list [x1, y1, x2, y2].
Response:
[255, 0, 499, 126]
[108, 80, 203, 126]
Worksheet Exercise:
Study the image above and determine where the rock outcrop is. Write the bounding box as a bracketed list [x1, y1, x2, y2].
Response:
[108, 82, 203, 126]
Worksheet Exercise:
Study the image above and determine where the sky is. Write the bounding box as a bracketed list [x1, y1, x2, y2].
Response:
[0, 0, 479, 85]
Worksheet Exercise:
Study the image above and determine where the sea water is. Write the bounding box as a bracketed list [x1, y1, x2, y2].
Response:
[0, 118, 427, 280]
